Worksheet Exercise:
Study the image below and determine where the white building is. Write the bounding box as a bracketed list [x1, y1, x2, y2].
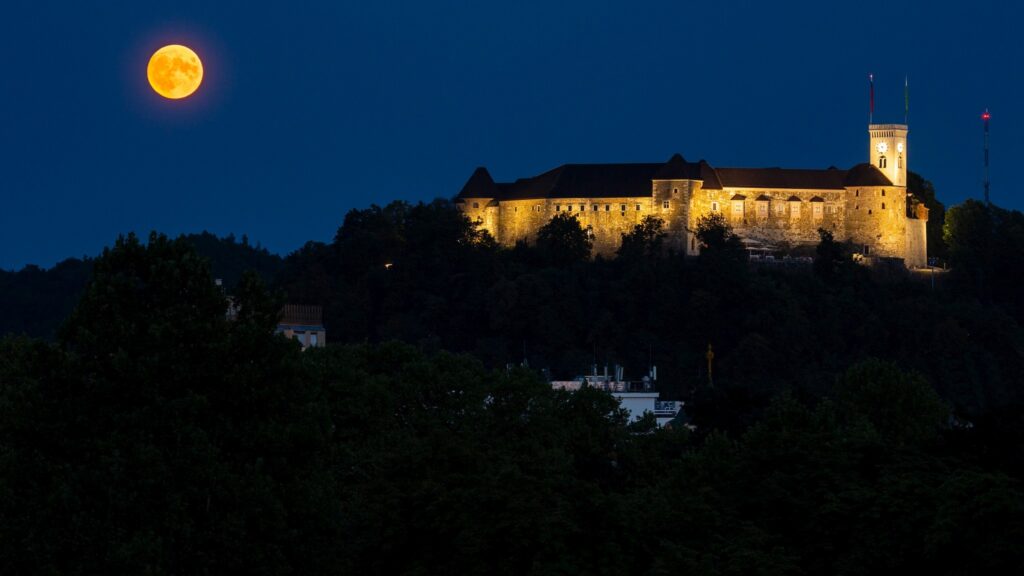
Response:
[551, 367, 682, 427]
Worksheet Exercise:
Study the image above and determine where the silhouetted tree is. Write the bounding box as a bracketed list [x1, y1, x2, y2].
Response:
[535, 212, 593, 265]
[617, 216, 667, 260]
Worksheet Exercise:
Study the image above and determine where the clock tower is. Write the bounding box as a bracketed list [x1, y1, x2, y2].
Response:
[869, 123, 908, 187]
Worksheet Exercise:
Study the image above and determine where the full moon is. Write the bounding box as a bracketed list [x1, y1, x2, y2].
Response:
[147, 45, 203, 100]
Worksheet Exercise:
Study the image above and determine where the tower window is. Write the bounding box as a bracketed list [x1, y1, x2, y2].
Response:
[673, 188, 679, 194]
[882, 203, 886, 210]
[879, 155, 887, 169]
[663, 201, 670, 209]
[881, 190, 886, 197]
[856, 190, 860, 197]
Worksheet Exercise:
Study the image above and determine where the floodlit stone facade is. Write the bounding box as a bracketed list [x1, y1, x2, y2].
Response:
[456, 124, 929, 267]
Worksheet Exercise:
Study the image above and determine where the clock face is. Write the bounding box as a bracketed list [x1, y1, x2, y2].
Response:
[897, 142, 904, 153]
[876, 142, 889, 154]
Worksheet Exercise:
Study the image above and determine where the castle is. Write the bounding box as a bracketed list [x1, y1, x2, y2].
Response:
[455, 123, 929, 267]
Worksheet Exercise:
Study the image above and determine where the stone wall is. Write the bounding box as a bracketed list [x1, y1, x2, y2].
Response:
[461, 181, 922, 264]
[844, 186, 907, 258]
[905, 218, 928, 268]
[688, 186, 847, 251]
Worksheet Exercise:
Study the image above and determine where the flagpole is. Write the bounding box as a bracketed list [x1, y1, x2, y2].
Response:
[869, 73, 874, 124]
[904, 76, 909, 125]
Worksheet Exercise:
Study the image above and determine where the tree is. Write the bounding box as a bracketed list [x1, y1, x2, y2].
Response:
[694, 212, 744, 255]
[535, 212, 593, 265]
[2, 232, 338, 575]
[944, 199, 995, 298]
[813, 228, 852, 281]
[833, 359, 948, 445]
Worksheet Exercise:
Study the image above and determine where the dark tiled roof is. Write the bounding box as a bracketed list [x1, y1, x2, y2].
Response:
[714, 167, 847, 190]
[460, 157, 896, 202]
[696, 160, 723, 190]
[457, 167, 499, 199]
[787, 195, 802, 202]
[280, 304, 323, 326]
[499, 163, 664, 200]
[730, 194, 746, 201]
[844, 163, 893, 187]
[809, 196, 825, 202]
[756, 194, 772, 201]
[653, 153, 692, 179]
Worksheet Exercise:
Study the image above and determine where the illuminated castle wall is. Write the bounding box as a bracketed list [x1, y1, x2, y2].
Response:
[456, 124, 929, 267]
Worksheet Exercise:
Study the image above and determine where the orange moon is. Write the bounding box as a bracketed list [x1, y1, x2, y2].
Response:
[147, 45, 203, 100]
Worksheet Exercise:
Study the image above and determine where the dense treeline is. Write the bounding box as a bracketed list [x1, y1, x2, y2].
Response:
[3, 232, 1024, 573]
[0, 231, 283, 339]
[5, 175, 1024, 571]
[273, 196, 1024, 428]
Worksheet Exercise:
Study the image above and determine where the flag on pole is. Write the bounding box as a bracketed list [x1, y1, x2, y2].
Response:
[869, 73, 875, 123]
[904, 76, 909, 124]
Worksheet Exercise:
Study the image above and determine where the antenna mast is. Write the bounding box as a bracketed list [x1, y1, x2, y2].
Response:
[983, 109, 991, 204]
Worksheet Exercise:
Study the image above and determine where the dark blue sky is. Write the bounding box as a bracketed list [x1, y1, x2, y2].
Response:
[1, 0, 1018, 269]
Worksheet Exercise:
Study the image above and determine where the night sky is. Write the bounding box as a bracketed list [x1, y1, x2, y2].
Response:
[1, 0, 1018, 269]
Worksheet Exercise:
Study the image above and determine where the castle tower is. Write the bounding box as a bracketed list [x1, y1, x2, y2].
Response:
[868, 123, 908, 187]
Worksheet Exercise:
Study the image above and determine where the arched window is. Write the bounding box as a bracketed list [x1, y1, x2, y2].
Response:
[879, 155, 887, 169]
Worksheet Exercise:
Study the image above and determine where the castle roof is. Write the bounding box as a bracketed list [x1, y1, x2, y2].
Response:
[843, 163, 894, 187]
[458, 167, 499, 198]
[498, 163, 665, 200]
[713, 167, 847, 190]
[458, 157, 896, 201]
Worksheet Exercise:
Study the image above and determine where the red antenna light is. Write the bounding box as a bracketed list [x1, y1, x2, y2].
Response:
[982, 110, 991, 121]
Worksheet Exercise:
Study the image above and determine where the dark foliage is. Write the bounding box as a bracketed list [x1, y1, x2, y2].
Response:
[0, 232, 283, 339]
[6, 188, 1024, 573]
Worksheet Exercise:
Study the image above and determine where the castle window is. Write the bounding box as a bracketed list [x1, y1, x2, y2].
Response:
[605, 204, 610, 211]
[514, 206, 518, 212]
[813, 204, 823, 219]
[711, 202, 719, 212]
[879, 155, 887, 169]
[856, 190, 860, 197]
[757, 202, 768, 217]
[473, 202, 479, 209]
[636, 204, 641, 211]
[898, 155, 903, 169]
[555, 205, 561, 211]
[774, 203, 785, 215]
[731, 201, 744, 217]
[868, 209, 873, 215]
[881, 190, 886, 197]
[567, 205, 572, 211]
[663, 201, 670, 209]
[673, 188, 679, 194]
[593, 204, 599, 211]
[881, 202, 886, 210]
[580, 205, 585, 211]
[621, 204, 627, 211]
